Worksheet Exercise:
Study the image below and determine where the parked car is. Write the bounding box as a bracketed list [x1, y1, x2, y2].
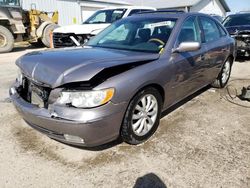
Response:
[52, 6, 156, 48]
[223, 13, 250, 56]
[10, 11, 235, 147]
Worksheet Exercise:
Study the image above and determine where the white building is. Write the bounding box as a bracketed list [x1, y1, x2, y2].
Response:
[124, 0, 230, 17]
[21, 0, 131, 26]
[21, 0, 230, 26]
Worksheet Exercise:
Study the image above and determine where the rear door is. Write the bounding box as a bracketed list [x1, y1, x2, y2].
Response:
[199, 16, 229, 82]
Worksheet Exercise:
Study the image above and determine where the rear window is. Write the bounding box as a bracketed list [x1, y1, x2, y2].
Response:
[128, 9, 153, 16]
[223, 14, 250, 27]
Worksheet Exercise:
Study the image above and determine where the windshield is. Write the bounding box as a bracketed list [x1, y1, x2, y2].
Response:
[0, 0, 20, 6]
[223, 14, 250, 27]
[87, 17, 177, 53]
[84, 9, 127, 24]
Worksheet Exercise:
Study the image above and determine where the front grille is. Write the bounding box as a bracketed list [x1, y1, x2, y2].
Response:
[19, 77, 51, 108]
[53, 33, 75, 48]
[53, 33, 90, 48]
[236, 31, 250, 48]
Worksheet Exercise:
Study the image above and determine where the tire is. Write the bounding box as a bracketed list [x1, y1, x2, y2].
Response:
[211, 59, 232, 88]
[121, 87, 163, 145]
[0, 25, 14, 53]
[41, 24, 59, 48]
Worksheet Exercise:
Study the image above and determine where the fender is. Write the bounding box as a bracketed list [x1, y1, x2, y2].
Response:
[61, 60, 155, 90]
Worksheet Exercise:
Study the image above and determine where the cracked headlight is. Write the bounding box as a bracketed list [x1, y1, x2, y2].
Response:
[16, 69, 23, 86]
[56, 88, 115, 108]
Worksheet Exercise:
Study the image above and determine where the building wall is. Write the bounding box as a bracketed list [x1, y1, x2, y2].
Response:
[21, 0, 57, 12]
[191, 0, 226, 17]
[57, 0, 81, 25]
[21, 0, 130, 26]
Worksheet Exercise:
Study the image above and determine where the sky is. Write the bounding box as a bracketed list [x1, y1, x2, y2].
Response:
[226, 0, 250, 13]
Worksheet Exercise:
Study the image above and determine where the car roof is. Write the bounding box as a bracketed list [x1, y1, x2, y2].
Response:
[131, 11, 208, 20]
[100, 6, 156, 10]
[227, 13, 250, 17]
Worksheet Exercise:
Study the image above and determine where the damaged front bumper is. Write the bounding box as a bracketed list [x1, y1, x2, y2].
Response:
[233, 31, 250, 56]
[9, 86, 127, 147]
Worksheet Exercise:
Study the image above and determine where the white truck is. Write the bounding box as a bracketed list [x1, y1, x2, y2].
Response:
[52, 6, 155, 48]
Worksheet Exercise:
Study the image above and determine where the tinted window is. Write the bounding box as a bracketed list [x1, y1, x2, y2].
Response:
[128, 9, 153, 16]
[200, 17, 221, 43]
[223, 14, 250, 27]
[178, 16, 201, 43]
[218, 24, 227, 36]
[84, 9, 127, 24]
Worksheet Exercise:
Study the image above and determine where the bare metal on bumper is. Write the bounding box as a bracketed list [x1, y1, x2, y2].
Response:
[9, 86, 127, 147]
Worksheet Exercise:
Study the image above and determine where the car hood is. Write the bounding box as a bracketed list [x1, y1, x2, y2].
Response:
[53, 24, 110, 35]
[225, 25, 250, 35]
[17, 47, 160, 88]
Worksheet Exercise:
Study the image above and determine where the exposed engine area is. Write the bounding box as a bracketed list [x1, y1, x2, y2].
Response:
[235, 30, 250, 56]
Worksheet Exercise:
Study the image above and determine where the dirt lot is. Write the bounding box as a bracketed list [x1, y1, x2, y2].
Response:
[0, 47, 249, 188]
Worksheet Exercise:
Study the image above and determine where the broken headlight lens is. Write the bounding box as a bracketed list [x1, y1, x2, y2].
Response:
[56, 88, 115, 108]
[16, 69, 23, 86]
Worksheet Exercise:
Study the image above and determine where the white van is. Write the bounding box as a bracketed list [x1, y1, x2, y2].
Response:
[52, 6, 156, 48]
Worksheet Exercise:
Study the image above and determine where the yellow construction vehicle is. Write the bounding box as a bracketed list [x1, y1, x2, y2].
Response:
[0, 0, 59, 53]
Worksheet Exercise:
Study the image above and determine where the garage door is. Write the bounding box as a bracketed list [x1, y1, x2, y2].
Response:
[81, 6, 104, 22]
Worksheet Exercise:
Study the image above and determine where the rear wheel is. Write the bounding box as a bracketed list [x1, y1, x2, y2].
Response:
[121, 87, 162, 145]
[41, 24, 58, 48]
[211, 59, 232, 88]
[0, 25, 14, 53]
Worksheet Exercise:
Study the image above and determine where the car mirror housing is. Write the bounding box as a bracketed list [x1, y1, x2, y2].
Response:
[173, 42, 201, 53]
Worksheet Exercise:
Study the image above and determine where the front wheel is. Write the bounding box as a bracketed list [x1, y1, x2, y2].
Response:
[41, 24, 59, 48]
[121, 87, 163, 145]
[211, 59, 232, 88]
[0, 26, 14, 53]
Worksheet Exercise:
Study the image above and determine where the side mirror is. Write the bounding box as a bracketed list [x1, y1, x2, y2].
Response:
[173, 42, 201, 53]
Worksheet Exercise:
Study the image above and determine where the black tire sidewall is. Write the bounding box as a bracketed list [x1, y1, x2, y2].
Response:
[122, 87, 162, 144]
[0, 26, 14, 53]
[41, 24, 58, 47]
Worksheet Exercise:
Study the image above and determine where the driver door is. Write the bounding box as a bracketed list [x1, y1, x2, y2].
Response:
[169, 16, 207, 102]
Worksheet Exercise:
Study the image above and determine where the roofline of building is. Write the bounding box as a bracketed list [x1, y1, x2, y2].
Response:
[194, 0, 230, 12]
[154, 0, 231, 13]
[219, 0, 230, 12]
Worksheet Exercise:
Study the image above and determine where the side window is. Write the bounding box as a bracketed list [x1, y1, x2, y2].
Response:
[217, 24, 227, 36]
[178, 16, 201, 44]
[200, 17, 221, 42]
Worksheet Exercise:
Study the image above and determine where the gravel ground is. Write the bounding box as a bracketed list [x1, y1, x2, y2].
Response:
[0, 47, 249, 188]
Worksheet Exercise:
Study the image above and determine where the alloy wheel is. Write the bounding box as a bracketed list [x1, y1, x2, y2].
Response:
[221, 61, 231, 84]
[131, 94, 158, 136]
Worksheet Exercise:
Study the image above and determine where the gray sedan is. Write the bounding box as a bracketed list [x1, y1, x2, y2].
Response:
[10, 11, 235, 147]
